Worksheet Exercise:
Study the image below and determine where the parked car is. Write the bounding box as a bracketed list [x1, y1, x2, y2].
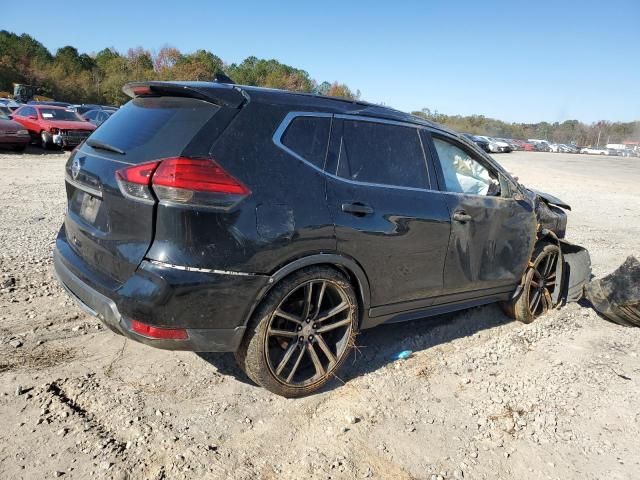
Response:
[476, 136, 512, 153]
[53, 81, 587, 397]
[580, 146, 609, 155]
[0, 98, 21, 111]
[462, 133, 490, 152]
[83, 109, 114, 127]
[0, 109, 30, 151]
[27, 100, 73, 108]
[73, 104, 118, 116]
[498, 138, 521, 151]
[12, 104, 95, 149]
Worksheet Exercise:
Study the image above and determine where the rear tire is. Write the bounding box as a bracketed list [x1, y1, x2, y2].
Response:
[503, 242, 561, 324]
[235, 266, 358, 397]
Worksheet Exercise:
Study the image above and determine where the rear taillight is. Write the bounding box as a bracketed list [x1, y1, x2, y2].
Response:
[130, 319, 188, 340]
[115, 157, 250, 209]
[115, 161, 160, 204]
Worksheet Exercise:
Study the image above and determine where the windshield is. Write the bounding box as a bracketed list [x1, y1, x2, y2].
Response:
[39, 108, 83, 121]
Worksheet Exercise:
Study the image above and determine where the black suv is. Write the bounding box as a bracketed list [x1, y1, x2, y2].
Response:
[54, 81, 587, 397]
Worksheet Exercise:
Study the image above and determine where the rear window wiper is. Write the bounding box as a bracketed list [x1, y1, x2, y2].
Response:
[86, 138, 126, 155]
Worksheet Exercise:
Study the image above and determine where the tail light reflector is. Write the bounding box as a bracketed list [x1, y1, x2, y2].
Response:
[130, 319, 188, 340]
[115, 161, 160, 204]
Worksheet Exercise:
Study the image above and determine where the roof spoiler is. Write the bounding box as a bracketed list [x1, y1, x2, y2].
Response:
[122, 81, 248, 108]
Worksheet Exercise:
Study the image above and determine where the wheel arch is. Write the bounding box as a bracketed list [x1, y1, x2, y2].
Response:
[243, 253, 371, 330]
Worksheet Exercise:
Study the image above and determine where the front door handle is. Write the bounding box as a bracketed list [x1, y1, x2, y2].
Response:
[453, 210, 472, 223]
[341, 202, 374, 216]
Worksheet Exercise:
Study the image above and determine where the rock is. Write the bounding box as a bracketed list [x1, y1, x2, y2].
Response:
[346, 415, 360, 425]
[53, 471, 64, 477]
[15, 385, 24, 396]
[9, 339, 23, 348]
[453, 469, 464, 479]
[100, 461, 113, 470]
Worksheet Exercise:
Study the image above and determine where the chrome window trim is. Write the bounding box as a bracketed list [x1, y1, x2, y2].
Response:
[273, 111, 518, 201]
[273, 111, 435, 193]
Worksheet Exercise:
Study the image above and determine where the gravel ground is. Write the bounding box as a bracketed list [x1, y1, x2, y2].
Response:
[0, 147, 639, 480]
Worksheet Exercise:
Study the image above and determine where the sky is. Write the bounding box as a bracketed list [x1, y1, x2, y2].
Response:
[4, 0, 639, 123]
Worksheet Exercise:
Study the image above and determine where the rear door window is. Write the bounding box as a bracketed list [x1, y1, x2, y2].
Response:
[86, 96, 220, 164]
[281, 116, 331, 169]
[18, 107, 35, 117]
[336, 120, 430, 189]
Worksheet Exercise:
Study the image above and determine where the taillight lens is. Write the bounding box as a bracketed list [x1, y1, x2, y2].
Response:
[115, 161, 160, 204]
[115, 157, 250, 209]
[152, 157, 250, 209]
[130, 319, 188, 340]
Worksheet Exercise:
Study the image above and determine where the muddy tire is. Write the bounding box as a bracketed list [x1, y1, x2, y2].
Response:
[235, 266, 358, 397]
[504, 242, 561, 324]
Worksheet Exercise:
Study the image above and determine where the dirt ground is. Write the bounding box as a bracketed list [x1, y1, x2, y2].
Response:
[0, 148, 639, 480]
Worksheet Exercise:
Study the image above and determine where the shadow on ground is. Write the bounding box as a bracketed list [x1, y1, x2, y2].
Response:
[0, 145, 69, 156]
[196, 304, 513, 392]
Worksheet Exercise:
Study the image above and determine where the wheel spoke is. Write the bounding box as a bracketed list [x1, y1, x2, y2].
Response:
[316, 302, 349, 323]
[301, 282, 313, 320]
[268, 328, 297, 338]
[285, 346, 306, 382]
[531, 290, 542, 313]
[315, 334, 336, 365]
[307, 343, 325, 377]
[313, 282, 327, 319]
[316, 317, 352, 333]
[543, 254, 557, 276]
[275, 340, 299, 375]
[275, 309, 302, 325]
[530, 280, 540, 288]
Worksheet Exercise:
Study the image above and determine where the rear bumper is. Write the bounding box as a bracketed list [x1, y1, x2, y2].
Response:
[53, 238, 269, 352]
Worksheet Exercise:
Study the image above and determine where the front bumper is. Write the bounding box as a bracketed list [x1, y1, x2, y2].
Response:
[53, 132, 91, 147]
[53, 244, 268, 352]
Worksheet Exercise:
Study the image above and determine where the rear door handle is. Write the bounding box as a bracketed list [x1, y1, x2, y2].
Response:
[453, 210, 472, 223]
[341, 202, 374, 216]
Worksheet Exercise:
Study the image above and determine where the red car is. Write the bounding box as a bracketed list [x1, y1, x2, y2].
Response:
[12, 105, 95, 149]
[0, 109, 31, 151]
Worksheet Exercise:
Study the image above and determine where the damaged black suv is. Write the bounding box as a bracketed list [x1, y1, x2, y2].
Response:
[53, 81, 589, 397]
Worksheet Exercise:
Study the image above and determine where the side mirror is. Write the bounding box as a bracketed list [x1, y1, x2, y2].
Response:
[28, 115, 37, 120]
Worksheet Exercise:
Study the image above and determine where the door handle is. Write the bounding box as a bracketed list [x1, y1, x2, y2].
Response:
[341, 202, 374, 216]
[453, 210, 472, 223]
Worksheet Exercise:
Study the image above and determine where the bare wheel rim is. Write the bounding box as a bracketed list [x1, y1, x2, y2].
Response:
[264, 279, 354, 388]
[526, 249, 559, 317]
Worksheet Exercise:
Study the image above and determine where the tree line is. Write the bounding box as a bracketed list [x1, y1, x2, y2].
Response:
[412, 109, 639, 146]
[1, 30, 637, 146]
[0, 30, 359, 106]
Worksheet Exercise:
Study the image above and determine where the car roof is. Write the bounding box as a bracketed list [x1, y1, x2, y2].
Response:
[125, 80, 457, 137]
[32, 105, 70, 110]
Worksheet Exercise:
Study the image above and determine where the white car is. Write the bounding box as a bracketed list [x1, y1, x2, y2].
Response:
[580, 147, 609, 155]
[476, 136, 512, 153]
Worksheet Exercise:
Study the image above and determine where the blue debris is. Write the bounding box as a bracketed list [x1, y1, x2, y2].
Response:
[394, 350, 413, 360]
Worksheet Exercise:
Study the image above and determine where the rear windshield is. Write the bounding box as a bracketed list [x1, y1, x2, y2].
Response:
[87, 96, 219, 163]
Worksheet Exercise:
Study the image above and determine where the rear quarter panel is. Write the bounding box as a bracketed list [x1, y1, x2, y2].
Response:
[146, 102, 336, 274]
